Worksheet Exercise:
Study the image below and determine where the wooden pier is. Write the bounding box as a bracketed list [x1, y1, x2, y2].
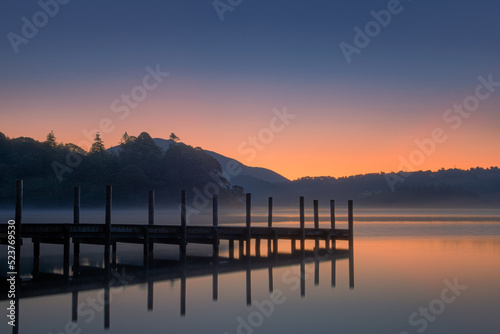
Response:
[1, 180, 354, 275]
[0, 180, 355, 332]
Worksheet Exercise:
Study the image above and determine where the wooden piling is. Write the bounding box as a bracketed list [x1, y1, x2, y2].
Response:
[180, 190, 187, 256]
[148, 190, 154, 255]
[330, 200, 335, 229]
[268, 197, 273, 228]
[229, 240, 234, 259]
[348, 199, 354, 238]
[73, 186, 80, 270]
[348, 199, 354, 239]
[273, 232, 278, 255]
[299, 196, 305, 229]
[314, 200, 319, 250]
[112, 242, 117, 264]
[33, 238, 40, 258]
[299, 199, 306, 296]
[313, 200, 319, 229]
[239, 240, 244, 258]
[104, 185, 112, 267]
[212, 194, 219, 257]
[33, 238, 40, 275]
[299, 196, 305, 251]
[246, 193, 251, 257]
[330, 200, 336, 250]
[212, 194, 218, 227]
[268, 197, 273, 252]
[348, 200, 354, 289]
[143, 226, 150, 267]
[64, 225, 70, 279]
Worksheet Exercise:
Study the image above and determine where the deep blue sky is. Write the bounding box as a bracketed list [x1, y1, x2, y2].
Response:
[1, 0, 499, 178]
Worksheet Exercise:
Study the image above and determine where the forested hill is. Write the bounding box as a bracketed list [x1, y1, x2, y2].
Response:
[239, 168, 500, 208]
[1, 131, 498, 209]
[0, 131, 244, 208]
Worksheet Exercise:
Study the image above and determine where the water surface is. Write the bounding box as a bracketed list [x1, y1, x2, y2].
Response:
[1, 208, 499, 334]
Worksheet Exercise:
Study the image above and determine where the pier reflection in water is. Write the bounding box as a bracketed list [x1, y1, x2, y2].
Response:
[8, 240, 354, 332]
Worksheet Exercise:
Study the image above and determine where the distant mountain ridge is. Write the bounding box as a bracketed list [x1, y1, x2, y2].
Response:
[107, 138, 500, 208]
[109, 138, 290, 185]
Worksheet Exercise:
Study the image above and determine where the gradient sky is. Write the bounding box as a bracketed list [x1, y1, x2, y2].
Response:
[1, 0, 499, 180]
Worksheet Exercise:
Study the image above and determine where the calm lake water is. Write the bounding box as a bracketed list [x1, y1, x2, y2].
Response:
[1, 208, 500, 334]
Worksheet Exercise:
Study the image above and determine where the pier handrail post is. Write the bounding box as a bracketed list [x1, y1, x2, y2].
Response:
[330, 200, 335, 230]
[268, 197, 273, 228]
[106, 185, 112, 227]
[212, 194, 218, 227]
[15, 180, 23, 275]
[148, 190, 155, 255]
[348, 200, 354, 289]
[268, 197, 273, 252]
[212, 192, 219, 300]
[299, 196, 305, 251]
[245, 193, 251, 257]
[348, 200, 354, 240]
[313, 200, 319, 229]
[105, 185, 112, 267]
[148, 190, 155, 226]
[181, 190, 187, 256]
[313, 200, 319, 250]
[73, 186, 81, 270]
[330, 200, 336, 250]
[212, 194, 219, 258]
[74, 187, 80, 225]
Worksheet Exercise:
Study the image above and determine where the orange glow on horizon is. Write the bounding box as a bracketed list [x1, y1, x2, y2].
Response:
[1, 87, 499, 180]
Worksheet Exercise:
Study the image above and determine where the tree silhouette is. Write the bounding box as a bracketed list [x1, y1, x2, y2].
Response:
[45, 130, 57, 147]
[120, 131, 136, 145]
[90, 132, 105, 154]
[170, 132, 180, 143]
